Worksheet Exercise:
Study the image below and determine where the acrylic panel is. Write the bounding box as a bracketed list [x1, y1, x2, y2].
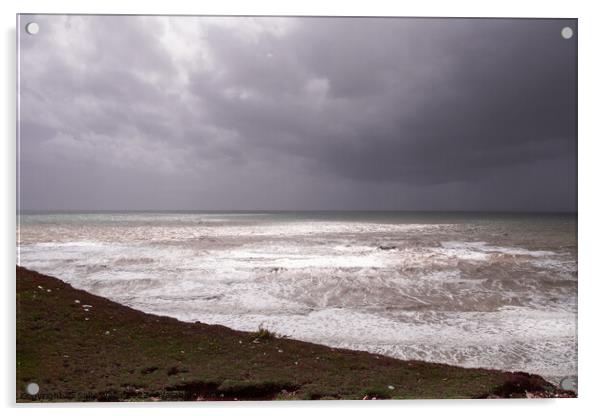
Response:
[16, 14, 577, 402]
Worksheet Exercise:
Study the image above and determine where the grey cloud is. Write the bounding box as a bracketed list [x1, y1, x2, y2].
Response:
[18, 15, 576, 211]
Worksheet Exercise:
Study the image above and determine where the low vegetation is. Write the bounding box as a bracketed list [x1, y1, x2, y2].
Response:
[249, 324, 280, 341]
[16, 266, 574, 401]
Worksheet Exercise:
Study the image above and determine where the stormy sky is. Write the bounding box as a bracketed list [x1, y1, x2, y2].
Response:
[18, 16, 577, 212]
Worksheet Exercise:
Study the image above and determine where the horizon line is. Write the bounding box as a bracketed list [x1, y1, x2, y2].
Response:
[17, 209, 578, 214]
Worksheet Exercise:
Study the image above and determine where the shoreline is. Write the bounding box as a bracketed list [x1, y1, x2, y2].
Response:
[16, 266, 575, 401]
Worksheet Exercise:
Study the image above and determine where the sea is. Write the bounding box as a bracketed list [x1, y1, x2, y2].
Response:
[16, 211, 577, 386]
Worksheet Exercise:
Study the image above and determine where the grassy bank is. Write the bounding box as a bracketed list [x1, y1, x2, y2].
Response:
[16, 266, 573, 401]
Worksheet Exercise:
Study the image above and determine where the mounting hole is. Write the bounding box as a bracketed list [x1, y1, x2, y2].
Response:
[26, 382, 39, 395]
[559, 377, 577, 391]
[25, 22, 39, 35]
[561, 26, 573, 40]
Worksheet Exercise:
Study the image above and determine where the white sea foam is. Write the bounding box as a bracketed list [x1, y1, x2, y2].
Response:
[439, 241, 557, 261]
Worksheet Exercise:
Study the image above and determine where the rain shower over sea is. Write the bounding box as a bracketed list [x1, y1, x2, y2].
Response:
[17, 211, 577, 385]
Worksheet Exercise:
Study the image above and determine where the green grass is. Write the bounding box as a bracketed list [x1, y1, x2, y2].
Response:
[249, 324, 280, 341]
[15, 266, 569, 402]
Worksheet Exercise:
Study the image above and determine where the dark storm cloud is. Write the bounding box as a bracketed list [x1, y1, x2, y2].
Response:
[18, 16, 577, 211]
